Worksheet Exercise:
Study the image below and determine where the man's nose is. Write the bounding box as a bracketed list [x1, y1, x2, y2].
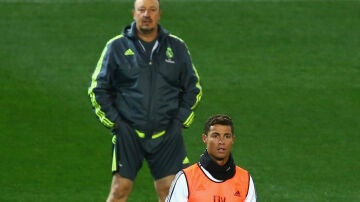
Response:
[143, 10, 150, 16]
[218, 137, 225, 144]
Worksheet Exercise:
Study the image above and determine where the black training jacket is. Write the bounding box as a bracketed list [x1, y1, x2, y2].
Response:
[88, 22, 202, 133]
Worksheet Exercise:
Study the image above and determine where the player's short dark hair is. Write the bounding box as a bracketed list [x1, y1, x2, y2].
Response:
[204, 114, 234, 135]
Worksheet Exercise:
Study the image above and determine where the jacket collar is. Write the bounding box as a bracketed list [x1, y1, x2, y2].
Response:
[122, 21, 169, 41]
[199, 150, 236, 181]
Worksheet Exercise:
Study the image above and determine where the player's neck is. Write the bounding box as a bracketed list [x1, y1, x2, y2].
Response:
[137, 29, 158, 42]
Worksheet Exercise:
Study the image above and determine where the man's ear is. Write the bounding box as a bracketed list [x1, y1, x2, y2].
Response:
[202, 134, 207, 144]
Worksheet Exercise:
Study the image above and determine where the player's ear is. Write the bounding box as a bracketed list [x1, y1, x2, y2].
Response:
[202, 134, 207, 144]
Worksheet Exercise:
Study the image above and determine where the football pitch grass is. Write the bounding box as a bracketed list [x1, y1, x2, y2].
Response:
[1, 0, 359, 201]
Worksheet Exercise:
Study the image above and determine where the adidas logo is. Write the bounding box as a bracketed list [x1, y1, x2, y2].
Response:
[234, 190, 241, 197]
[182, 156, 190, 164]
[124, 49, 134, 56]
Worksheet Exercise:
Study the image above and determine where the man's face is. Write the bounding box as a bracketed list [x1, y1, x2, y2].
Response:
[202, 124, 235, 165]
[133, 0, 161, 34]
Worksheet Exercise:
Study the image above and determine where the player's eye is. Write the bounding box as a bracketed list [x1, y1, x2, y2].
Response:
[138, 8, 146, 12]
[210, 134, 219, 139]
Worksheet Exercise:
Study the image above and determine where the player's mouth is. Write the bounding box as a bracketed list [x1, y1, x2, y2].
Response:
[142, 19, 152, 24]
[217, 147, 226, 153]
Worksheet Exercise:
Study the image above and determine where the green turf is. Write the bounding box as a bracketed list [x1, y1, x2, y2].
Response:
[1, 0, 359, 201]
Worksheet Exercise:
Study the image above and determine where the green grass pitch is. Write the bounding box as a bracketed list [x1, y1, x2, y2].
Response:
[0, 0, 359, 201]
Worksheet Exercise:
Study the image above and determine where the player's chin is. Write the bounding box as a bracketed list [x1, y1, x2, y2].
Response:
[140, 26, 155, 33]
[215, 152, 227, 159]
[213, 155, 226, 162]
[147, 25, 156, 29]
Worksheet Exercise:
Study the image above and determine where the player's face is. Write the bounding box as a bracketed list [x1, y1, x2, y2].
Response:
[133, 0, 161, 35]
[202, 124, 235, 166]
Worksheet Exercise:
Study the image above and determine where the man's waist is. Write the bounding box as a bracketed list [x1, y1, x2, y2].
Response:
[134, 129, 166, 139]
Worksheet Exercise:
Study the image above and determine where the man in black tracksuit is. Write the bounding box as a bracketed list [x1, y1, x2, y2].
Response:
[88, 0, 202, 201]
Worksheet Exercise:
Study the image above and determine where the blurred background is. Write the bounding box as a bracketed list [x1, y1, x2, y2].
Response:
[1, 0, 359, 201]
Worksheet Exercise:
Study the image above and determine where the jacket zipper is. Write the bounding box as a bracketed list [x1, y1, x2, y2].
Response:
[149, 40, 159, 65]
[147, 40, 159, 134]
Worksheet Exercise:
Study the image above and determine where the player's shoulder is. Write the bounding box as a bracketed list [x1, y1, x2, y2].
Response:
[236, 165, 250, 174]
[171, 170, 187, 188]
[167, 34, 190, 51]
[174, 169, 185, 179]
[168, 34, 185, 43]
[106, 34, 125, 45]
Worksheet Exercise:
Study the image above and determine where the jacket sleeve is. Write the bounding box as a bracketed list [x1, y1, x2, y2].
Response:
[177, 42, 202, 128]
[88, 37, 121, 129]
[245, 175, 257, 202]
[165, 171, 188, 202]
